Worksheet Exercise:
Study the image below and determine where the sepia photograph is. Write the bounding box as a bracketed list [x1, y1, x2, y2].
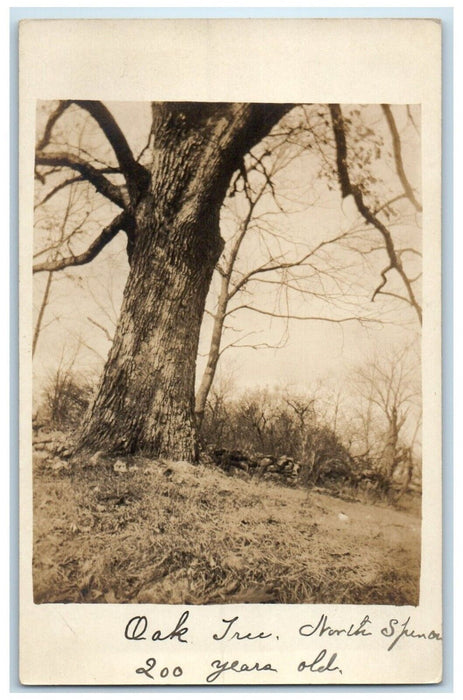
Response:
[32, 100, 423, 606]
[18, 17, 443, 686]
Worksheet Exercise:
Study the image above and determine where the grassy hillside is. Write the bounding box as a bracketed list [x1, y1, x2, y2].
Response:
[32, 433, 421, 606]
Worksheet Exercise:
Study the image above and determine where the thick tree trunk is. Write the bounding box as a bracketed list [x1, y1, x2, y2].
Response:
[77, 102, 292, 461]
[78, 202, 221, 460]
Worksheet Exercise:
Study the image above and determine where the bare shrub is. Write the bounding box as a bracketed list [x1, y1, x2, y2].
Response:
[300, 425, 354, 485]
[201, 387, 310, 459]
[201, 387, 355, 482]
[39, 366, 95, 430]
[200, 386, 407, 502]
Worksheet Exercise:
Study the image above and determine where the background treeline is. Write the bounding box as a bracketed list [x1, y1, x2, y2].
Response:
[36, 346, 421, 504]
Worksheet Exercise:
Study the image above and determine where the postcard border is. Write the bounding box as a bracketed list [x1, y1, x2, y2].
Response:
[9, 5, 454, 693]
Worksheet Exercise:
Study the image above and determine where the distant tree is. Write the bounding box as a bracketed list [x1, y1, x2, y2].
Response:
[196, 104, 422, 425]
[350, 346, 421, 479]
[33, 181, 96, 356]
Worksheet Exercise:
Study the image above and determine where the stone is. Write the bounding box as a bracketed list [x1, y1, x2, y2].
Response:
[259, 457, 274, 469]
[113, 459, 128, 473]
[277, 455, 291, 467]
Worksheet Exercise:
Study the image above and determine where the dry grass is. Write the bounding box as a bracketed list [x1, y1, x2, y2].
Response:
[33, 443, 421, 606]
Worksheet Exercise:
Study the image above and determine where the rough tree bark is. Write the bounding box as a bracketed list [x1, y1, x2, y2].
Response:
[76, 102, 292, 460]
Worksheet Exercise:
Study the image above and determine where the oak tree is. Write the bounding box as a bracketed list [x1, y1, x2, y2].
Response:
[34, 101, 293, 460]
[34, 101, 421, 462]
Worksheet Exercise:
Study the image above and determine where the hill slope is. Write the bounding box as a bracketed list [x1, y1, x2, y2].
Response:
[33, 447, 421, 605]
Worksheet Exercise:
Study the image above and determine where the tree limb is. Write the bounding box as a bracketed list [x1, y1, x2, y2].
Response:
[87, 316, 114, 343]
[225, 304, 382, 325]
[373, 290, 413, 306]
[72, 101, 150, 193]
[33, 212, 129, 273]
[34, 175, 84, 209]
[33, 270, 54, 356]
[381, 104, 422, 212]
[35, 151, 127, 209]
[329, 104, 422, 325]
[36, 100, 72, 151]
[227, 229, 353, 300]
[371, 264, 393, 302]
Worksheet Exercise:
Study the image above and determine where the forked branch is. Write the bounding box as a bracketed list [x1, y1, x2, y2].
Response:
[381, 104, 422, 213]
[329, 104, 422, 325]
[33, 212, 129, 273]
[73, 101, 150, 193]
[36, 100, 72, 151]
[35, 151, 128, 209]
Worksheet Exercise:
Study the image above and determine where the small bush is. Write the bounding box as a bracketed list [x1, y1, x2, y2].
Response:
[39, 367, 95, 430]
[300, 425, 355, 485]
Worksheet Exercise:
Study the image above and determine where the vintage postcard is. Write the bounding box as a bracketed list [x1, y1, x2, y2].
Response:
[19, 18, 442, 685]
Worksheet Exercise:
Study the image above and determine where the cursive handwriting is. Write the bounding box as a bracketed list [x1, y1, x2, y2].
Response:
[206, 659, 278, 683]
[213, 616, 273, 642]
[381, 617, 442, 651]
[299, 614, 373, 639]
[298, 649, 343, 675]
[136, 657, 183, 680]
[124, 611, 190, 643]
[121, 610, 442, 682]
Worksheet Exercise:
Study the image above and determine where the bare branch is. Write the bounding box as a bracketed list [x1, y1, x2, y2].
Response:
[35, 151, 127, 209]
[228, 229, 354, 300]
[381, 104, 422, 212]
[72, 101, 150, 193]
[34, 176, 84, 209]
[373, 194, 408, 216]
[36, 100, 72, 151]
[87, 317, 114, 343]
[398, 247, 422, 258]
[371, 264, 393, 302]
[34, 215, 92, 260]
[33, 212, 129, 273]
[374, 290, 415, 306]
[33, 270, 54, 356]
[219, 338, 288, 356]
[226, 304, 382, 325]
[406, 105, 420, 134]
[329, 104, 422, 325]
